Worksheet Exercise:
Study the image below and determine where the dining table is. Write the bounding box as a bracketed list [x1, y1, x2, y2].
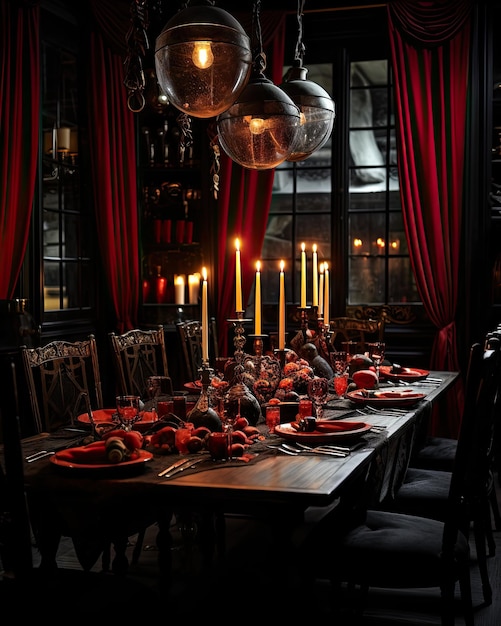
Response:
[9, 370, 459, 586]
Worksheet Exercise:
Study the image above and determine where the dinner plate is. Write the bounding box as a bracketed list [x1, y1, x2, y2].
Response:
[50, 448, 153, 473]
[76, 408, 158, 433]
[346, 388, 426, 407]
[274, 421, 373, 444]
[379, 365, 430, 382]
[183, 381, 202, 393]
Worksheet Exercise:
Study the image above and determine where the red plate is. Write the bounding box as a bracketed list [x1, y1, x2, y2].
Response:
[346, 388, 426, 407]
[379, 366, 430, 382]
[274, 421, 373, 445]
[183, 381, 202, 393]
[76, 408, 159, 433]
[50, 448, 153, 473]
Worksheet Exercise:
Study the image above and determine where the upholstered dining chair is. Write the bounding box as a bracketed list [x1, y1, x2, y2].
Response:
[21, 335, 103, 434]
[109, 326, 173, 399]
[300, 341, 495, 626]
[382, 338, 501, 607]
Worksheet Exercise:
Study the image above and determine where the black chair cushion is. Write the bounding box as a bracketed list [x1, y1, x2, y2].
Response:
[412, 436, 457, 471]
[388, 467, 451, 519]
[335, 510, 470, 588]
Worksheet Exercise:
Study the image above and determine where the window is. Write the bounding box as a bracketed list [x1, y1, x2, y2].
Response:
[348, 59, 419, 304]
[34, 6, 96, 328]
[258, 52, 419, 328]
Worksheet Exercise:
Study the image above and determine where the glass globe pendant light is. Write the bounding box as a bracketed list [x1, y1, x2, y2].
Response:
[280, 0, 335, 162]
[217, 1, 301, 170]
[154, 1, 252, 119]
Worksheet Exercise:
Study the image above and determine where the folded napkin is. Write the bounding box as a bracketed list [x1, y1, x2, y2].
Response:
[55, 442, 110, 465]
[373, 390, 422, 399]
[314, 421, 367, 433]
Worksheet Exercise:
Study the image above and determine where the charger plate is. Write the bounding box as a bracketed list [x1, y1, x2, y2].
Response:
[379, 365, 430, 382]
[346, 388, 425, 407]
[76, 409, 158, 433]
[274, 421, 372, 444]
[50, 448, 152, 474]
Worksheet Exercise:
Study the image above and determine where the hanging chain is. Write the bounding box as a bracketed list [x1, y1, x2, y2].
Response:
[177, 112, 193, 165]
[207, 121, 220, 200]
[251, 0, 267, 75]
[124, 0, 150, 112]
[294, 0, 306, 64]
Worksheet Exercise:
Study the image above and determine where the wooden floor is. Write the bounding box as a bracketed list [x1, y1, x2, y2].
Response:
[18, 477, 501, 624]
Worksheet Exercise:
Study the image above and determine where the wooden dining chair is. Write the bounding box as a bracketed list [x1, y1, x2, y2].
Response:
[108, 326, 173, 398]
[329, 316, 384, 352]
[299, 342, 494, 625]
[0, 360, 160, 615]
[21, 335, 103, 433]
[177, 317, 219, 382]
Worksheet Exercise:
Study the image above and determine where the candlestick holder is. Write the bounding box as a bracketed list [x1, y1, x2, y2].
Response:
[227, 312, 252, 378]
[274, 348, 289, 370]
[298, 306, 311, 332]
[247, 334, 268, 358]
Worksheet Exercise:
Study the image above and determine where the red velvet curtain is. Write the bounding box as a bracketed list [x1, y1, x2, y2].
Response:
[387, 0, 472, 436]
[0, 0, 39, 298]
[87, 29, 139, 333]
[216, 12, 286, 356]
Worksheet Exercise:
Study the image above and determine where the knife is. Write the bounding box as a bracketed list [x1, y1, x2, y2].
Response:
[162, 457, 207, 478]
[158, 457, 192, 477]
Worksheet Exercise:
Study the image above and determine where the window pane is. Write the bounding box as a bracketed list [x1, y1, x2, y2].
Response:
[388, 258, 420, 303]
[349, 256, 385, 303]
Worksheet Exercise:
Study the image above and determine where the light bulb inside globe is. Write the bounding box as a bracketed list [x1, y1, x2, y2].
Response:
[249, 117, 266, 135]
[192, 41, 214, 69]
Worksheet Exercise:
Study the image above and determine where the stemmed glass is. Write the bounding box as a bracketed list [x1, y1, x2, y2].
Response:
[330, 351, 349, 398]
[307, 377, 330, 421]
[115, 395, 141, 431]
[367, 342, 386, 381]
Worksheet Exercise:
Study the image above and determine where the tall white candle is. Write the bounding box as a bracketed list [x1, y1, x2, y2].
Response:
[279, 260, 285, 350]
[201, 267, 209, 362]
[174, 274, 185, 305]
[324, 262, 330, 327]
[300, 242, 306, 308]
[255, 261, 262, 335]
[235, 238, 243, 312]
[312, 244, 318, 307]
[318, 262, 324, 316]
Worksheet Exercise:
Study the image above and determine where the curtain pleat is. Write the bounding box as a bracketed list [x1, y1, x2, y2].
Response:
[0, 0, 39, 298]
[88, 30, 139, 333]
[388, 0, 472, 436]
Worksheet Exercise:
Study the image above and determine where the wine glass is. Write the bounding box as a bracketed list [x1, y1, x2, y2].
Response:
[330, 351, 349, 398]
[368, 342, 386, 381]
[307, 377, 330, 421]
[115, 395, 141, 431]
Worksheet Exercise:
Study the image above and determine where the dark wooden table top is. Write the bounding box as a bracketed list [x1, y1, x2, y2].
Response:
[20, 371, 459, 517]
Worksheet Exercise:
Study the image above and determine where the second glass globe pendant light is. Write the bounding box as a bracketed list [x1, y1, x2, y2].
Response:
[217, 0, 301, 170]
[280, 0, 335, 161]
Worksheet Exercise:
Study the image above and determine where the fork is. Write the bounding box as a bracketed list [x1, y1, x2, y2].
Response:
[280, 443, 348, 457]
